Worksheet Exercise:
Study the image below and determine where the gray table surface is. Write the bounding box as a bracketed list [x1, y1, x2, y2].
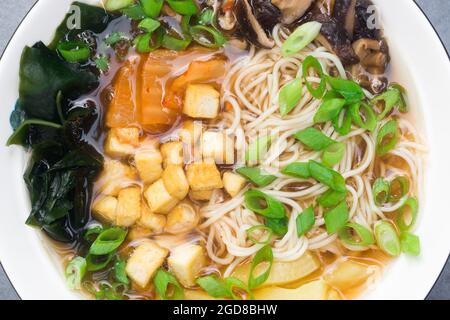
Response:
[1, 0, 449, 300]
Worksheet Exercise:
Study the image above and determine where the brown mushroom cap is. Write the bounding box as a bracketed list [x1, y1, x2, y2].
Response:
[271, 0, 315, 25]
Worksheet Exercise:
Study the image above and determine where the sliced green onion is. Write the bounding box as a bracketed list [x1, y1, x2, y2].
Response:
[322, 142, 346, 167]
[376, 120, 399, 156]
[198, 9, 214, 26]
[140, 0, 164, 18]
[138, 18, 161, 33]
[326, 76, 364, 103]
[282, 22, 322, 57]
[135, 29, 163, 53]
[390, 83, 408, 113]
[113, 259, 129, 285]
[279, 78, 302, 117]
[162, 33, 191, 51]
[236, 167, 277, 187]
[371, 83, 407, 119]
[246, 135, 272, 163]
[105, 0, 134, 11]
[314, 99, 346, 124]
[89, 227, 127, 255]
[166, 0, 199, 15]
[153, 269, 184, 300]
[374, 220, 401, 256]
[309, 160, 347, 193]
[338, 223, 375, 247]
[121, 3, 146, 20]
[296, 206, 315, 237]
[86, 252, 114, 271]
[244, 190, 286, 219]
[57, 42, 91, 62]
[389, 176, 410, 202]
[265, 217, 289, 236]
[196, 275, 229, 298]
[84, 226, 104, 242]
[190, 25, 226, 48]
[400, 232, 420, 256]
[225, 277, 253, 300]
[324, 201, 349, 234]
[349, 102, 377, 132]
[302, 56, 326, 99]
[94, 55, 109, 72]
[373, 178, 390, 206]
[281, 162, 311, 179]
[65, 257, 86, 290]
[248, 245, 273, 289]
[246, 225, 273, 245]
[332, 108, 352, 136]
[294, 127, 336, 151]
[396, 197, 418, 232]
[317, 189, 347, 208]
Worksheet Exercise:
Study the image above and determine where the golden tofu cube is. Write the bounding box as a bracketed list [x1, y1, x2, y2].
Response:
[161, 141, 184, 168]
[138, 203, 166, 233]
[126, 241, 169, 288]
[186, 161, 223, 191]
[179, 120, 203, 145]
[144, 179, 179, 214]
[165, 203, 199, 234]
[168, 245, 206, 287]
[116, 187, 141, 227]
[105, 127, 140, 158]
[189, 189, 214, 201]
[92, 196, 118, 224]
[162, 165, 190, 200]
[134, 150, 163, 184]
[183, 84, 220, 119]
[202, 131, 235, 164]
[223, 172, 247, 197]
[127, 226, 153, 241]
[97, 160, 137, 196]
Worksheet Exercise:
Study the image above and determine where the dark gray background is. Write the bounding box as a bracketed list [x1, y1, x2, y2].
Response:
[0, 0, 449, 300]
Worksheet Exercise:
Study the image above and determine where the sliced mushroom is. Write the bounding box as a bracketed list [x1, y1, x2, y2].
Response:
[219, 10, 237, 30]
[271, 0, 314, 25]
[313, 13, 359, 66]
[235, 0, 281, 48]
[333, 0, 357, 37]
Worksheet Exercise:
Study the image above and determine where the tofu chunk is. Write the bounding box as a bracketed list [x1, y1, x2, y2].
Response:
[126, 241, 169, 288]
[105, 127, 140, 158]
[144, 179, 179, 214]
[186, 161, 223, 191]
[161, 141, 184, 168]
[223, 172, 247, 197]
[97, 160, 137, 196]
[165, 203, 199, 234]
[189, 189, 214, 201]
[162, 165, 190, 200]
[183, 84, 220, 119]
[138, 202, 166, 233]
[202, 131, 235, 164]
[168, 245, 206, 287]
[116, 187, 141, 227]
[92, 196, 118, 224]
[134, 150, 163, 184]
[179, 120, 203, 146]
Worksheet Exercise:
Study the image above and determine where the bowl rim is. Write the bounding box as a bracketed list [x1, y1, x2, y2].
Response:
[0, 0, 449, 300]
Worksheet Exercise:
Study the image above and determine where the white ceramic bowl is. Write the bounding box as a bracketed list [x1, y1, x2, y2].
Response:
[0, 0, 449, 300]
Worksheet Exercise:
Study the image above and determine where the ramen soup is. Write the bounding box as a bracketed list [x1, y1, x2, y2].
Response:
[7, 0, 426, 300]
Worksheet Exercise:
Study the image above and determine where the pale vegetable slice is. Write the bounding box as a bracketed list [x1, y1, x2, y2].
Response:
[254, 280, 330, 300]
[231, 251, 319, 287]
[323, 259, 372, 291]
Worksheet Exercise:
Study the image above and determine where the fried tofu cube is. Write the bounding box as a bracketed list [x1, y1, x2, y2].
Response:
[186, 161, 223, 191]
[189, 189, 214, 201]
[134, 150, 163, 184]
[179, 120, 203, 145]
[92, 196, 118, 224]
[116, 187, 141, 227]
[165, 203, 199, 235]
[161, 141, 184, 168]
[144, 179, 179, 214]
[126, 241, 169, 288]
[183, 84, 220, 119]
[168, 245, 206, 287]
[105, 127, 140, 158]
[202, 131, 235, 164]
[223, 172, 247, 197]
[138, 203, 166, 233]
[127, 226, 153, 241]
[97, 160, 137, 196]
[162, 165, 190, 200]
